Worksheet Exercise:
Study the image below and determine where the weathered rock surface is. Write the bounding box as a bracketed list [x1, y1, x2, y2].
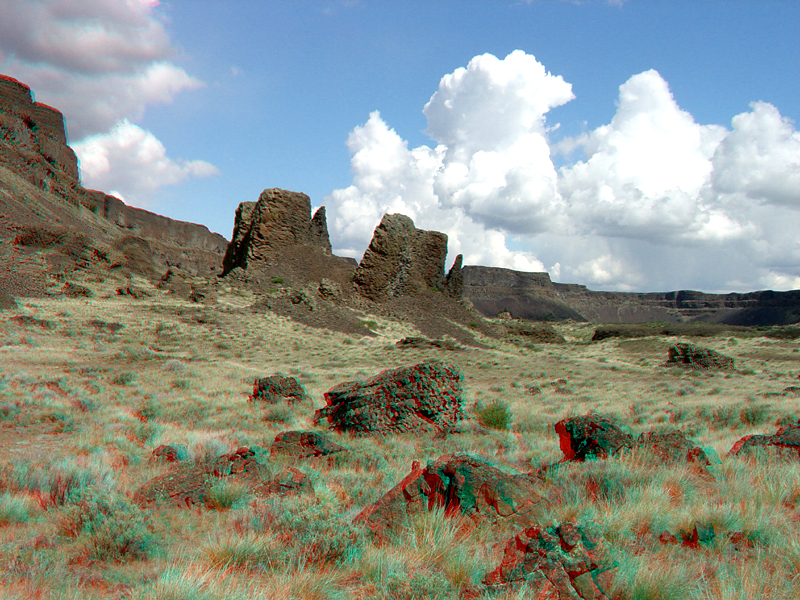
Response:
[0, 74, 79, 182]
[221, 189, 332, 274]
[666, 343, 736, 371]
[249, 374, 311, 404]
[354, 454, 543, 539]
[353, 213, 460, 300]
[555, 414, 634, 462]
[632, 430, 711, 465]
[728, 421, 800, 460]
[313, 359, 464, 436]
[310, 206, 332, 254]
[133, 447, 313, 508]
[269, 430, 346, 458]
[483, 521, 617, 600]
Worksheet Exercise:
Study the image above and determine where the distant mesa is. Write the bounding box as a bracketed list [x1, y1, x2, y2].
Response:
[462, 265, 800, 327]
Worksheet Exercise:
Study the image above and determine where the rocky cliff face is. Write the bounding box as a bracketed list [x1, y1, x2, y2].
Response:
[0, 73, 228, 288]
[222, 189, 332, 275]
[462, 266, 800, 326]
[353, 213, 462, 301]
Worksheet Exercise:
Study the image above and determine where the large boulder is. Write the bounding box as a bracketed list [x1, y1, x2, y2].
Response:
[666, 342, 735, 371]
[555, 414, 634, 462]
[313, 359, 464, 436]
[354, 454, 543, 539]
[221, 188, 332, 274]
[728, 421, 800, 460]
[483, 521, 617, 599]
[353, 213, 461, 300]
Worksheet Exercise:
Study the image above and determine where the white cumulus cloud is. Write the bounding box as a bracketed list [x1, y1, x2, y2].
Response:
[325, 50, 800, 293]
[73, 120, 219, 207]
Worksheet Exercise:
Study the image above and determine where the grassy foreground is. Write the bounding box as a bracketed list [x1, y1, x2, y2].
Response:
[1, 279, 800, 599]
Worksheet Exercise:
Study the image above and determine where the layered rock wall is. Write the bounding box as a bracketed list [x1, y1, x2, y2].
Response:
[462, 265, 800, 325]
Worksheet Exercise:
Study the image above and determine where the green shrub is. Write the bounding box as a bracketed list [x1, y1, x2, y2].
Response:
[172, 378, 191, 390]
[57, 487, 156, 562]
[239, 496, 368, 567]
[740, 404, 772, 426]
[112, 371, 136, 385]
[474, 400, 511, 430]
[271, 277, 285, 284]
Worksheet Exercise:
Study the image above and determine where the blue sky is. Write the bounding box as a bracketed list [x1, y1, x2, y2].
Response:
[1, 0, 798, 293]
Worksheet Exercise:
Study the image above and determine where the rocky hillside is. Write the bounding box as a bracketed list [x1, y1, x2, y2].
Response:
[463, 266, 800, 326]
[0, 74, 227, 298]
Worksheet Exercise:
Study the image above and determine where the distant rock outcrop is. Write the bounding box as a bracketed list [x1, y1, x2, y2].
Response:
[353, 213, 462, 301]
[221, 188, 332, 275]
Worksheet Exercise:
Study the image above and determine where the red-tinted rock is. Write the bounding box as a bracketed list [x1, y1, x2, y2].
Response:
[555, 414, 634, 462]
[483, 521, 617, 599]
[151, 444, 188, 464]
[666, 343, 735, 371]
[313, 360, 464, 436]
[249, 374, 310, 405]
[728, 421, 800, 459]
[269, 430, 345, 458]
[632, 430, 710, 465]
[354, 454, 543, 539]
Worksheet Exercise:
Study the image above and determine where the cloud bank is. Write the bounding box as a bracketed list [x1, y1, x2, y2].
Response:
[0, 0, 217, 206]
[324, 50, 800, 293]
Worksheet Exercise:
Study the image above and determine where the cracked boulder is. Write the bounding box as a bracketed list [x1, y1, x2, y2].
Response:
[483, 521, 617, 600]
[249, 374, 311, 404]
[632, 429, 711, 466]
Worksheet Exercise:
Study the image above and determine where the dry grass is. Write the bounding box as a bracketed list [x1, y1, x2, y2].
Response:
[1, 285, 799, 598]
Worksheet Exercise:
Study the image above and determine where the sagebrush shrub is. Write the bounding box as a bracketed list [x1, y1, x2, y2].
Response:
[57, 486, 156, 562]
[474, 400, 511, 430]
